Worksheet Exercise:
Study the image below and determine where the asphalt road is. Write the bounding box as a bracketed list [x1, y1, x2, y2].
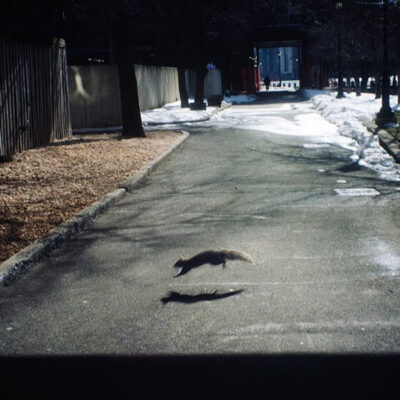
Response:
[2, 91, 400, 356]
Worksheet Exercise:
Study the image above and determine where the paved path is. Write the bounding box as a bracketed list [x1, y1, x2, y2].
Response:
[1, 92, 400, 355]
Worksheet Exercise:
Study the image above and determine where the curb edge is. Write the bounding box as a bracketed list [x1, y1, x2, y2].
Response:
[0, 131, 189, 286]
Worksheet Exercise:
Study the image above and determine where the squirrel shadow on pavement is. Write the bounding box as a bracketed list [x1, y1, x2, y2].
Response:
[161, 289, 244, 305]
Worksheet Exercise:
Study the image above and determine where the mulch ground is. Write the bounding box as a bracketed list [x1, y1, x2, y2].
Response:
[0, 130, 182, 263]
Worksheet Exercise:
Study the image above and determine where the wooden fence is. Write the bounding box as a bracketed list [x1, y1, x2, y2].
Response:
[0, 39, 71, 158]
[68, 64, 181, 130]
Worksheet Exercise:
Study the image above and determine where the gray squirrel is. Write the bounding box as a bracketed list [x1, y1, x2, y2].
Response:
[174, 249, 253, 277]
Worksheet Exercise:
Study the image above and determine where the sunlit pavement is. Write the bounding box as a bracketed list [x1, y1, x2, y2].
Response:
[1, 91, 400, 355]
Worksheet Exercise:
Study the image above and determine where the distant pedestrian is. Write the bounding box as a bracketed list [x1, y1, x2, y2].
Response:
[264, 75, 271, 91]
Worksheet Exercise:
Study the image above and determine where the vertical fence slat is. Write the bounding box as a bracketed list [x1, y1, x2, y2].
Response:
[0, 40, 71, 157]
[30, 44, 39, 149]
[39, 45, 46, 146]
[5, 43, 13, 156]
[0, 43, 9, 156]
[0, 43, 3, 156]
[23, 43, 31, 150]
[11, 44, 19, 153]
[0, 43, 7, 156]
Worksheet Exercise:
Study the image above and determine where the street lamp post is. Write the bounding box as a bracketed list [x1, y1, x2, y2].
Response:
[376, 0, 397, 127]
[278, 50, 282, 87]
[336, 1, 345, 98]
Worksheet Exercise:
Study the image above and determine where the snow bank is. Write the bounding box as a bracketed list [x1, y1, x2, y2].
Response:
[209, 97, 357, 151]
[141, 100, 217, 126]
[140, 94, 255, 127]
[140, 90, 400, 181]
[302, 90, 400, 181]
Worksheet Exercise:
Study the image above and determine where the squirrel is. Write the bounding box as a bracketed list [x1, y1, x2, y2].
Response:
[173, 249, 253, 277]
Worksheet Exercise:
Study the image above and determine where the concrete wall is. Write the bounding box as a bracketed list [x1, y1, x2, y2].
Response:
[68, 64, 180, 130]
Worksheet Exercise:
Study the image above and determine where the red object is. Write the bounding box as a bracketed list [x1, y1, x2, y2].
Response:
[254, 67, 261, 91]
[240, 66, 258, 94]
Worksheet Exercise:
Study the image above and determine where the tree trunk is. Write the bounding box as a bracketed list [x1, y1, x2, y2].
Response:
[113, 26, 145, 138]
[397, 65, 400, 104]
[176, 23, 189, 109]
[318, 62, 323, 90]
[355, 74, 361, 96]
[375, 77, 381, 99]
[375, 72, 381, 99]
[221, 52, 231, 95]
[178, 66, 189, 108]
[397, 46, 400, 104]
[191, 22, 207, 110]
[360, 67, 368, 92]
[398, 73, 400, 104]
[375, 59, 381, 99]
[193, 64, 207, 108]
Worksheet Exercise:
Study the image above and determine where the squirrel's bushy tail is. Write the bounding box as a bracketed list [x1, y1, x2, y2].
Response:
[222, 250, 253, 263]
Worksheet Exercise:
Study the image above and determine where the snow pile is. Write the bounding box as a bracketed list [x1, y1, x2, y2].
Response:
[209, 98, 358, 152]
[141, 94, 255, 127]
[141, 100, 217, 126]
[303, 90, 400, 181]
[140, 89, 400, 181]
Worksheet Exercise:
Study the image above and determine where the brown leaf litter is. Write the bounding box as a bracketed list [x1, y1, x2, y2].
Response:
[0, 131, 182, 263]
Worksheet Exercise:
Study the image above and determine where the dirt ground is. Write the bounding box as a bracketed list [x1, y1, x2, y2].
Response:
[0, 131, 182, 263]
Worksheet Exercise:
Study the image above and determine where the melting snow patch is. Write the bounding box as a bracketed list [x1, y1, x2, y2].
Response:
[334, 188, 380, 196]
[361, 238, 400, 277]
[303, 90, 400, 181]
[303, 144, 330, 149]
[372, 239, 400, 277]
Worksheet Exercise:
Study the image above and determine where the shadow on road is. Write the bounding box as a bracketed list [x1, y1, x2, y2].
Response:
[253, 90, 304, 104]
[161, 289, 244, 304]
[337, 161, 363, 172]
